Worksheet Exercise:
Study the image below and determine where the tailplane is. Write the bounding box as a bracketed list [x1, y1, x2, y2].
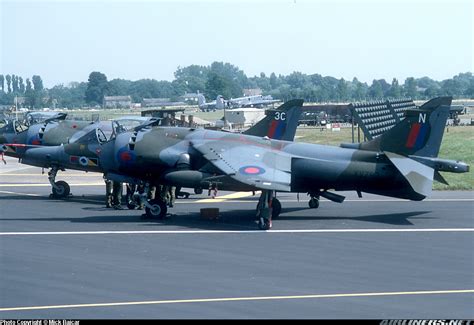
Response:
[243, 99, 303, 141]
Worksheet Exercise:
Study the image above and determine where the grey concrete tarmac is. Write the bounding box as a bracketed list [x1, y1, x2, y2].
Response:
[0, 164, 473, 318]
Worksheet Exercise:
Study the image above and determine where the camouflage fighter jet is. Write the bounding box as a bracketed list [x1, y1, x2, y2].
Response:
[0, 113, 93, 149]
[5, 98, 468, 229]
[2, 100, 303, 201]
[0, 114, 152, 198]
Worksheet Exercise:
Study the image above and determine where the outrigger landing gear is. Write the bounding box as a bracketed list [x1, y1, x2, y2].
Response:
[256, 190, 279, 230]
[48, 166, 70, 199]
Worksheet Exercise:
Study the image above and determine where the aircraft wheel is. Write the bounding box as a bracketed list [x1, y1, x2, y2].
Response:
[52, 181, 70, 199]
[127, 201, 138, 210]
[126, 193, 139, 209]
[145, 198, 167, 219]
[271, 198, 281, 219]
[308, 197, 319, 209]
[194, 187, 203, 195]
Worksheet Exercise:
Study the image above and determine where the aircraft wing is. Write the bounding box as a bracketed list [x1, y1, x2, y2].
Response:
[240, 99, 281, 107]
[191, 140, 292, 191]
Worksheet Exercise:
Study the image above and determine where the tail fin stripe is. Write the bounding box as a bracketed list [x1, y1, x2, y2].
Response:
[414, 123, 429, 149]
[273, 121, 287, 139]
[267, 120, 279, 138]
[405, 123, 421, 148]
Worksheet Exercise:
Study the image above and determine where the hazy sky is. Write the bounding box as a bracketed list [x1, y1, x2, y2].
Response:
[1, 0, 473, 88]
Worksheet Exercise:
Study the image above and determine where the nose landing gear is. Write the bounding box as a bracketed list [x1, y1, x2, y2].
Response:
[48, 167, 70, 199]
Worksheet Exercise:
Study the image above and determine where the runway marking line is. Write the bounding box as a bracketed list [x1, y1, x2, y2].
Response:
[0, 289, 472, 312]
[0, 173, 100, 177]
[196, 191, 260, 203]
[0, 188, 471, 203]
[0, 190, 41, 197]
[0, 183, 105, 187]
[183, 198, 474, 204]
[0, 228, 473, 236]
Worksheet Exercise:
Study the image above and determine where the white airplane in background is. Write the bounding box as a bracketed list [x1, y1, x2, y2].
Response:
[197, 94, 280, 110]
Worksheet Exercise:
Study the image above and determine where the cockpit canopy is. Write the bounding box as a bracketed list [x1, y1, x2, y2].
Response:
[72, 117, 151, 145]
[0, 120, 29, 134]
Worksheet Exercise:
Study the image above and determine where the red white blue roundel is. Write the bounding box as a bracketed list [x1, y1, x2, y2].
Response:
[79, 156, 89, 166]
[117, 147, 136, 165]
[239, 165, 265, 175]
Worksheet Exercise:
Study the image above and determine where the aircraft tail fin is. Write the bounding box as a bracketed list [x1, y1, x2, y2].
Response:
[216, 95, 225, 110]
[243, 99, 303, 141]
[361, 97, 452, 158]
[197, 94, 206, 107]
[360, 97, 466, 200]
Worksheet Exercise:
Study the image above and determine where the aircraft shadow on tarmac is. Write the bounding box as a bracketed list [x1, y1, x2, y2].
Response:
[0, 202, 433, 230]
[0, 193, 433, 229]
[276, 208, 433, 226]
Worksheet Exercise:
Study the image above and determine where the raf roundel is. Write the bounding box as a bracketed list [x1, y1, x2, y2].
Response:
[239, 165, 266, 176]
[79, 156, 89, 166]
[117, 147, 136, 165]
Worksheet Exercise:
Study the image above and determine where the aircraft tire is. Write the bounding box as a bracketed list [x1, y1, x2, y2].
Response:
[145, 198, 167, 219]
[127, 201, 138, 210]
[194, 187, 203, 195]
[308, 197, 319, 209]
[52, 181, 70, 199]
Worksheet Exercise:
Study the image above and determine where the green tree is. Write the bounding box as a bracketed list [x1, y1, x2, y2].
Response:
[5, 75, 11, 93]
[108, 78, 133, 96]
[336, 78, 349, 101]
[32, 75, 44, 91]
[286, 71, 307, 89]
[206, 62, 244, 99]
[12, 75, 19, 93]
[369, 79, 383, 99]
[351, 77, 368, 101]
[403, 77, 417, 99]
[31, 75, 45, 108]
[424, 85, 441, 98]
[174, 64, 209, 93]
[85, 72, 108, 106]
[269, 72, 279, 89]
[25, 78, 35, 108]
[388, 78, 401, 98]
[0, 74, 4, 92]
[19, 77, 25, 94]
[205, 72, 233, 100]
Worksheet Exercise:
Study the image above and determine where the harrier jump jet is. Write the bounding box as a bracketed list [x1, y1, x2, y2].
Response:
[1, 100, 303, 200]
[4, 98, 468, 229]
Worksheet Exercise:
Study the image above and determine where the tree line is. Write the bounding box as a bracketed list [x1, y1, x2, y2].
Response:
[1, 62, 473, 109]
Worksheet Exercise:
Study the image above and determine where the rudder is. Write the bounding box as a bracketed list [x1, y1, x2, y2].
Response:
[243, 99, 303, 141]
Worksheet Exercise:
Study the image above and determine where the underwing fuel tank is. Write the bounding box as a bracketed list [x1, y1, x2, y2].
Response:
[163, 170, 211, 188]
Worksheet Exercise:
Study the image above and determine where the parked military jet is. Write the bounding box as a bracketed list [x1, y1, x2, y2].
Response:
[4, 98, 468, 229]
[2, 100, 303, 201]
[0, 112, 92, 149]
[0, 114, 153, 197]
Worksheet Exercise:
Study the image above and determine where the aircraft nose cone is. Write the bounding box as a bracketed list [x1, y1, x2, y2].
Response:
[23, 146, 62, 167]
